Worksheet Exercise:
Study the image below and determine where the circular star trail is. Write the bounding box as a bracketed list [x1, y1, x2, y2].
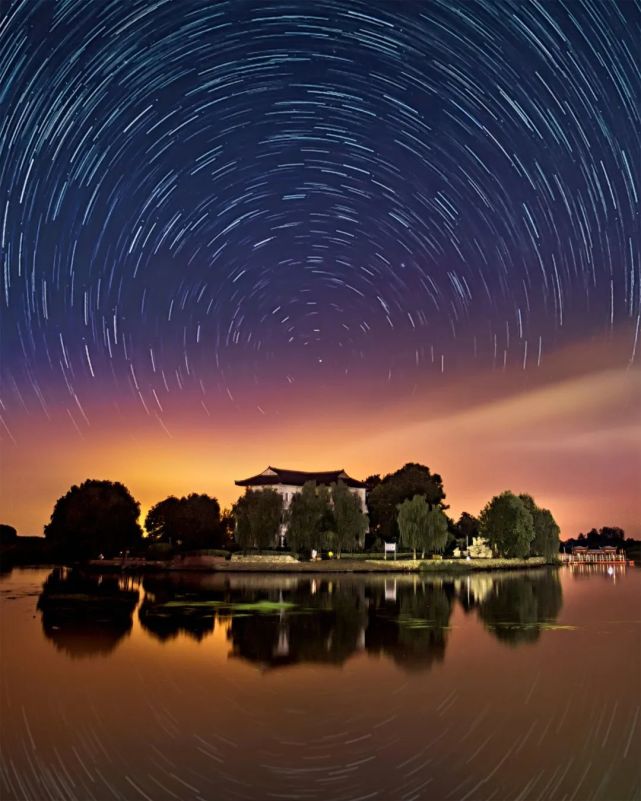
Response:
[1, 0, 639, 428]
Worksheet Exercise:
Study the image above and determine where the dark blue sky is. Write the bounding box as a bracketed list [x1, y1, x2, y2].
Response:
[2, 0, 639, 410]
[1, 0, 639, 535]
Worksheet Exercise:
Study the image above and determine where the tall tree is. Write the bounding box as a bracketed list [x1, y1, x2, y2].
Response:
[0, 524, 17, 545]
[368, 463, 446, 541]
[397, 495, 429, 560]
[454, 512, 480, 545]
[424, 508, 450, 556]
[519, 494, 561, 563]
[479, 491, 534, 558]
[219, 507, 236, 547]
[287, 481, 332, 554]
[45, 479, 142, 559]
[598, 526, 625, 544]
[145, 494, 223, 550]
[145, 496, 181, 543]
[365, 474, 382, 490]
[233, 489, 283, 550]
[329, 481, 368, 557]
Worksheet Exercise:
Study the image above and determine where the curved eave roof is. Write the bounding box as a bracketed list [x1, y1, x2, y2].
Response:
[235, 466, 367, 489]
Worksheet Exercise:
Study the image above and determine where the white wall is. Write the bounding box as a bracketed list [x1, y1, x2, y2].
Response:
[252, 483, 368, 515]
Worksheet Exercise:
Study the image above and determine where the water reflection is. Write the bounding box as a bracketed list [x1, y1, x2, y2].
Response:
[229, 579, 369, 668]
[365, 579, 454, 671]
[11, 566, 636, 801]
[37, 568, 139, 658]
[36, 568, 565, 662]
[568, 562, 628, 582]
[139, 574, 219, 642]
[460, 571, 564, 645]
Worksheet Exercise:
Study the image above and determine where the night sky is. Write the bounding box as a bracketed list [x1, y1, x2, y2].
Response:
[1, 0, 639, 536]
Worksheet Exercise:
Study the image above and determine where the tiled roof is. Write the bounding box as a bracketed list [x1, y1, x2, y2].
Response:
[235, 466, 367, 489]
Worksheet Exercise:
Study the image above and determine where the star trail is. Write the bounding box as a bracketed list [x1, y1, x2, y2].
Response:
[1, 0, 639, 536]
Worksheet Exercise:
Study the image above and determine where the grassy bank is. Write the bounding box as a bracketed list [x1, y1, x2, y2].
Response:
[181, 555, 552, 573]
[83, 554, 555, 574]
[418, 556, 549, 572]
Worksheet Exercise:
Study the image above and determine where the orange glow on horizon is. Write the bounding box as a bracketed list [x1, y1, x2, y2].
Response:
[2, 333, 639, 539]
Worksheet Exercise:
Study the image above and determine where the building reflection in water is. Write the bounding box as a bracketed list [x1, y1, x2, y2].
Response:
[223, 571, 563, 666]
[364, 578, 455, 671]
[568, 562, 628, 583]
[37, 567, 139, 658]
[38, 568, 565, 664]
[220, 576, 458, 672]
[228, 578, 369, 668]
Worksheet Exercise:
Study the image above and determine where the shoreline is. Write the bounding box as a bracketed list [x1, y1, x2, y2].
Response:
[79, 555, 554, 574]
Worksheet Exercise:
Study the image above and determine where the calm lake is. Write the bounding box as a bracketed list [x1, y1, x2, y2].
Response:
[1, 566, 639, 801]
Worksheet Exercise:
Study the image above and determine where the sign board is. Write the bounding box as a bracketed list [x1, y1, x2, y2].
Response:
[383, 542, 396, 560]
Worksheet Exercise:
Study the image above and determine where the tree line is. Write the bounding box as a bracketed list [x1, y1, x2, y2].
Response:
[0, 463, 576, 562]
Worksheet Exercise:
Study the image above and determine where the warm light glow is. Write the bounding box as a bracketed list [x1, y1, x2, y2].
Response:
[2, 332, 639, 539]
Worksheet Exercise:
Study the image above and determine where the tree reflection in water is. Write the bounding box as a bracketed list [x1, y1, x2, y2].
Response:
[138, 575, 221, 642]
[365, 579, 455, 671]
[34, 568, 564, 662]
[37, 567, 139, 658]
[226, 572, 562, 667]
[229, 579, 368, 668]
[460, 569, 563, 645]
[225, 577, 455, 672]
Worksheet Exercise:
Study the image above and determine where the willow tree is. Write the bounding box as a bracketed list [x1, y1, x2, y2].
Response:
[233, 489, 283, 550]
[329, 481, 368, 557]
[424, 508, 449, 557]
[519, 494, 561, 563]
[287, 481, 332, 554]
[397, 495, 428, 560]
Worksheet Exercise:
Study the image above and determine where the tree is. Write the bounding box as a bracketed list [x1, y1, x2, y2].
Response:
[519, 495, 560, 563]
[479, 491, 534, 558]
[397, 495, 429, 560]
[397, 499, 450, 560]
[330, 481, 368, 557]
[424, 508, 449, 556]
[562, 526, 636, 558]
[232, 489, 283, 550]
[220, 507, 236, 546]
[368, 463, 446, 541]
[145, 494, 223, 550]
[599, 526, 625, 544]
[0, 524, 17, 545]
[45, 479, 142, 559]
[180, 494, 223, 550]
[365, 474, 382, 490]
[454, 512, 480, 546]
[286, 481, 332, 554]
[145, 496, 181, 543]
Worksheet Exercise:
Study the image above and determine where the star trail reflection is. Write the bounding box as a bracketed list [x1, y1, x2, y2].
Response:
[1, 567, 639, 801]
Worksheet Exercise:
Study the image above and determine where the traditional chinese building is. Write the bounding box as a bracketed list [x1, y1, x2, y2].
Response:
[235, 466, 368, 545]
[235, 466, 368, 511]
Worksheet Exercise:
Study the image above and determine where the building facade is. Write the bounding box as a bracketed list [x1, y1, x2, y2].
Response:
[235, 466, 368, 545]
